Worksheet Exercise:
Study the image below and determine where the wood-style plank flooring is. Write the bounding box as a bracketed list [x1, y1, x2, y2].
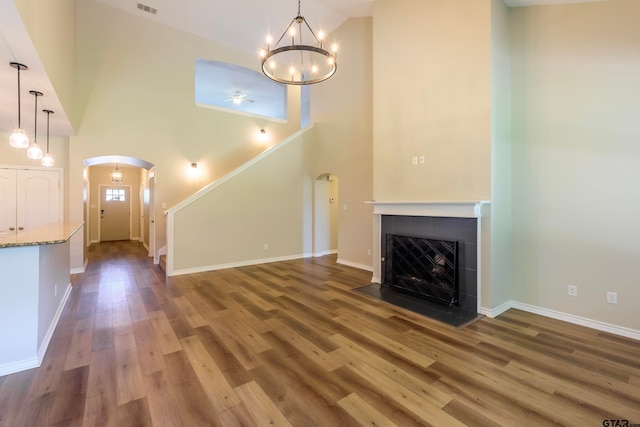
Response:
[1, 240, 639, 426]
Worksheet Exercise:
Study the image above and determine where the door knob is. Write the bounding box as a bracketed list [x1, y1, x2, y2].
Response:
[18, 227, 24, 231]
[9, 227, 15, 231]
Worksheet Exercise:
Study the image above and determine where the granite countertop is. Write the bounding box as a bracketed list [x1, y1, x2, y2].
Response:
[0, 222, 84, 248]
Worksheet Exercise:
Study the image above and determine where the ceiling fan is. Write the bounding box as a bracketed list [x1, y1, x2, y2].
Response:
[224, 91, 254, 106]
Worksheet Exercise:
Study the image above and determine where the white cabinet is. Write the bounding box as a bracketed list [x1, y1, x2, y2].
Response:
[0, 168, 61, 238]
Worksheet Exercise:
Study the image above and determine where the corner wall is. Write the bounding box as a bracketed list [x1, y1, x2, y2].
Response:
[311, 17, 374, 270]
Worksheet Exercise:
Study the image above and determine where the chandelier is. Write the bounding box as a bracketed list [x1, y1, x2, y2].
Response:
[260, 0, 337, 85]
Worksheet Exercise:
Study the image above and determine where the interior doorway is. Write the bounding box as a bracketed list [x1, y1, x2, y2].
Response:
[99, 185, 131, 241]
[314, 173, 339, 257]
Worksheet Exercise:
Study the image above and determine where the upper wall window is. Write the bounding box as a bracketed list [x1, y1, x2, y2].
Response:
[195, 59, 287, 122]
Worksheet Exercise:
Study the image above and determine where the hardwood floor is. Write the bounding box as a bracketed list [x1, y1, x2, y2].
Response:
[1, 240, 639, 426]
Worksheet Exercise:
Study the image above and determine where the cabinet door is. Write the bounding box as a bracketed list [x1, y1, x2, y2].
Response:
[16, 169, 61, 232]
[0, 169, 17, 238]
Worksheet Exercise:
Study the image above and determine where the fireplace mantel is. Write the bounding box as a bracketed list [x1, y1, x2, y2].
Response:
[367, 200, 490, 218]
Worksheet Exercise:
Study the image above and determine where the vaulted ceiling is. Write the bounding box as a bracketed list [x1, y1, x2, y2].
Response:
[0, 0, 611, 138]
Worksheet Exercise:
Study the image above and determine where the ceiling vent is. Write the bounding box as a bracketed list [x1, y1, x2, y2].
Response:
[137, 3, 157, 15]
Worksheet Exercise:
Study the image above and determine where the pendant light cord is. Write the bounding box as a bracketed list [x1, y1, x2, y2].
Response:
[46, 111, 50, 152]
[17, 66, 22, 127]
[33, 92, 38, 144]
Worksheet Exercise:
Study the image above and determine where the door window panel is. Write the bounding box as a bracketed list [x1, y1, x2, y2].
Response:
[105, 188, 126, 202]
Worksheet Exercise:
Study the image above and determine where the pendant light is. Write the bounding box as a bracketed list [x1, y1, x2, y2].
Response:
[41, 110, 54, 167]
[9, 62, 30, 149]
[111, 163, 124, 183]
[26, 91, 44, 160]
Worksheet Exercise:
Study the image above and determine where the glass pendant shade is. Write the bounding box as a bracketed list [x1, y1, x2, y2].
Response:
[27, 143, 43, 159]
[9, 128, 29, 148]
[41, 153, 54, 167]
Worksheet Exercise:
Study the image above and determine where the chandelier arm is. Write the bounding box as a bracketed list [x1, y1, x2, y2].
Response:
[273, 17, 298, 48]
[301, 17, 322, 44]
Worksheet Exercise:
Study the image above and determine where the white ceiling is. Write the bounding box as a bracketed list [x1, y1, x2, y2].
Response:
[0, 0, 611, 139]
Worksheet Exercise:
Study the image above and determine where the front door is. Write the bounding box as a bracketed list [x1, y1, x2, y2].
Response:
[100, 186, 131, 241]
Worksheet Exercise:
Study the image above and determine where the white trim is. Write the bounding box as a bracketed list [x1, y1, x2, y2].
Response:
[70, 258, 88, 275]
[314, 249, 338, 257]
[196, 102, 288, 123]
[511, 301, 640, 341]
[169, 253, 310, 277]
[371, 276, 381, 284]
[37, 283, 72, 363]
[481, 300, 640, 341]
[366, 200, 490, 218]
[337, 258, 373, 272]
[0, 357, 39, 377]
[480, 300, 513, 318]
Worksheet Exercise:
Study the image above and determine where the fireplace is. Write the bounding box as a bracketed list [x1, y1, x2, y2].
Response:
[375, 209, 482, 313]
[384, 234, 458, 308]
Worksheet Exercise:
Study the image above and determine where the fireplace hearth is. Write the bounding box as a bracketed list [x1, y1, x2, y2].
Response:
[384, 234, 458, 308]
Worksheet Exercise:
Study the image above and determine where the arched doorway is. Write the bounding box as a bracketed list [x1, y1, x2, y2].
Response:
[84, 156, 156, 258]
[314, 173, 339, 257]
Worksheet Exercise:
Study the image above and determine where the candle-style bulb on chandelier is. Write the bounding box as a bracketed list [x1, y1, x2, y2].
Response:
[260, 0, 337, 85]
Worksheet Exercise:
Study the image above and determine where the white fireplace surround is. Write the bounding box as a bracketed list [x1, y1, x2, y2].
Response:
[368, 200, 490, 315]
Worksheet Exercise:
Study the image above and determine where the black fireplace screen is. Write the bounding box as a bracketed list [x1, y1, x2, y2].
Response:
[384, 234, 458, 307]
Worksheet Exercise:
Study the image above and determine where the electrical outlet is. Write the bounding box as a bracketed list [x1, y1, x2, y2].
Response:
[411, 156, 418, 166]
[419, 155, 425, 164]
[367, 249, 371, 256]
[568, 285, 577, 297]
[263, 243, 269, 250]
[607, 292, 618, 304]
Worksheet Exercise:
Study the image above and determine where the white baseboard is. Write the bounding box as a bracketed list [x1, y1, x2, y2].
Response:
[480, 300, 513, 318]
[314, 250, 338, 257]
[0, 356, 39, 377]
[510, 301, 640, 341]
[336, 258, 373, 272]
[371, 276, 381, 284]
[70, 258, 88, 275]
[37, 284, 72, 363]
[170, 254, 308, 277]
